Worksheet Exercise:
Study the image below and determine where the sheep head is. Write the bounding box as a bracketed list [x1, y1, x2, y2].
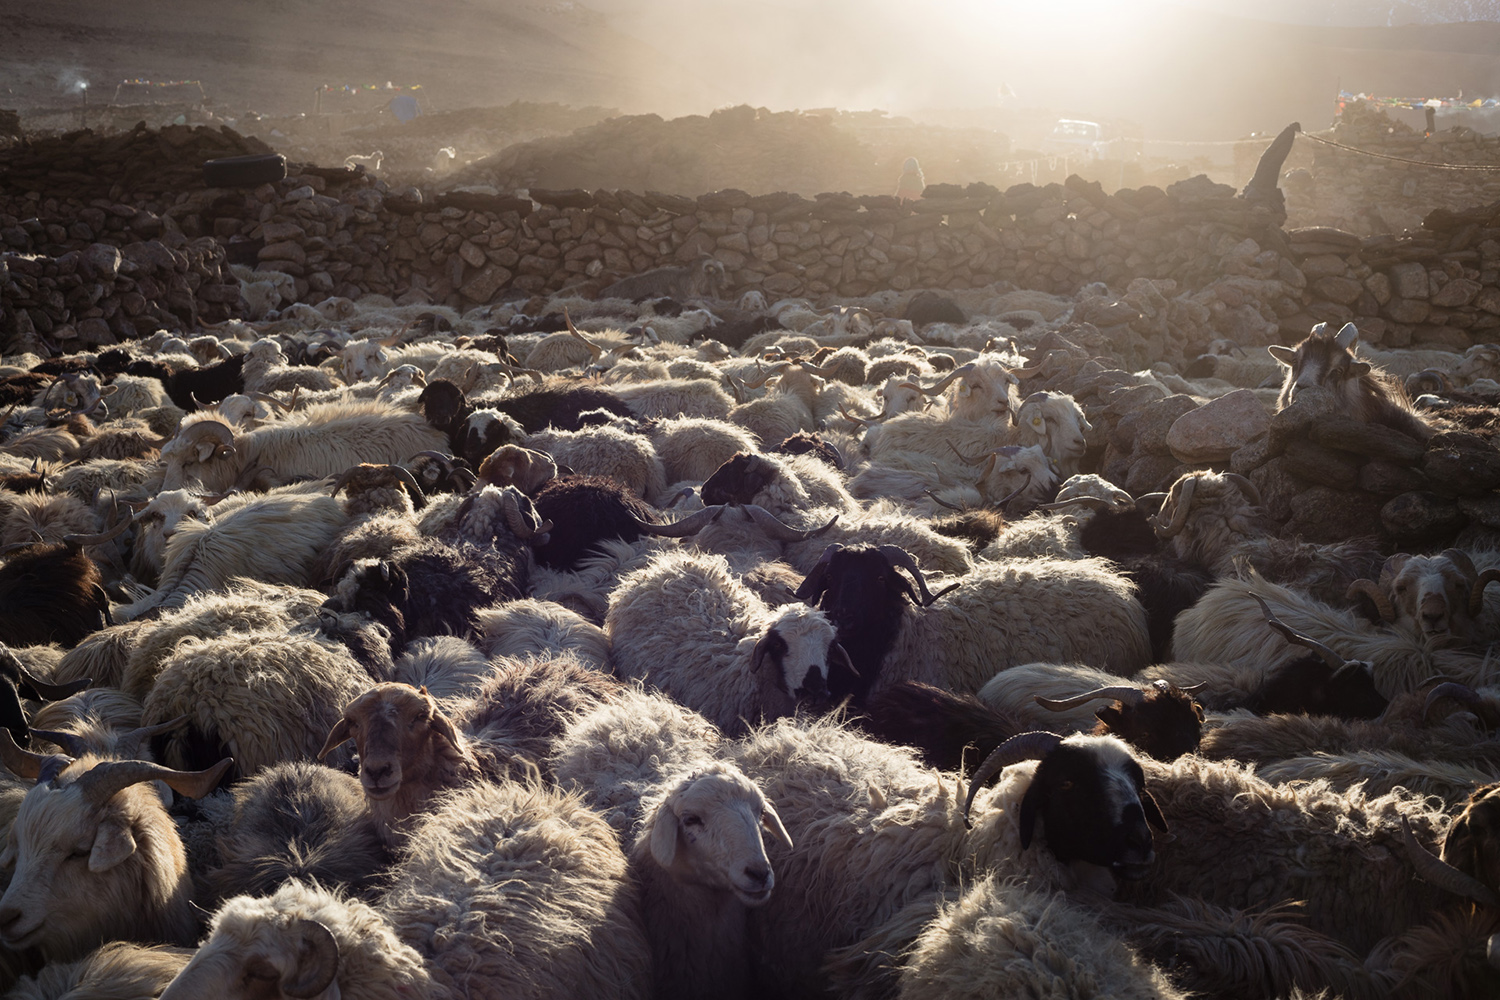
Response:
[1035, 679, 1205, 762]
[477, 444, 558, 494]
[160, 907, 339, 1000]
[702, 452, 779, 507]
[795, 544, 958, 704]
[158, 418, 240, 492]
[1441, 782, 1500, 906]
[407, 451, 476, 495]
[329, 463, 426, 515]
[964, 731, 1166, 880]
[1268, 320, 1368, 410]
[0, 733, 230, 959]
[1015, 391, 1091, 475]
[340, 339, 389, 384]
[318, 683, 472, 827]
[1151, 471, 1269, 572]
[640, 762, 793, 907]
[750, 606, 848, 709]
[1349, 550, 1483, 644]
[1246, 594, 1388, 720]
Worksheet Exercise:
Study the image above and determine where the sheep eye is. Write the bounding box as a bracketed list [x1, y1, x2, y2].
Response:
[1058, 780, 1074, 792]
[682, 814, 703, 827]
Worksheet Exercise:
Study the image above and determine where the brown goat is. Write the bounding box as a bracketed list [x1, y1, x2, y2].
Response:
[1269, 321, 1435, 441]
[318, 683, 480, 847]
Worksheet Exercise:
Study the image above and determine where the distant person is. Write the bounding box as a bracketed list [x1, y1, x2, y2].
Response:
[895, 157, 925, 204]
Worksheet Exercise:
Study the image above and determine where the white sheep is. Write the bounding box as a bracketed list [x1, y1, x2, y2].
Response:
[159, 880, 444, 1000]
[633, 761, 793, 1000]
[379, 777, 653, 999]
[607, 549, 847, 735]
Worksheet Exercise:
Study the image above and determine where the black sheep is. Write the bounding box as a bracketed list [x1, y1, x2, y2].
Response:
[529, 475, 658, 571]
[126, 353, 247, 411]
[860, 681, 1021, 775]
[1079, 505, 1212, 663]
[794, 543, 953, 705]
[0, 542, 111, 649]
[333, 538, 526, 654]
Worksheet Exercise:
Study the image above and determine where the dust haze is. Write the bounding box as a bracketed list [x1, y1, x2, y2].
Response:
[3, 0, 1498, 143]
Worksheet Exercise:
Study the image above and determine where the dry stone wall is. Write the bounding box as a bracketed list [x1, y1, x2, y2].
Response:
[3, 123, 1500, 369]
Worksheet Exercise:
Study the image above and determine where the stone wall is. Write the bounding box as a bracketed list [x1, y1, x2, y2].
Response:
[1284, 101, 1500, 237]
[3, 123, 1500, 365]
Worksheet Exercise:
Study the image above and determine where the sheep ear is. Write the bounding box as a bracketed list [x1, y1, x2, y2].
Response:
[317, 718, 352, 760]
[648, 805, 679, 868]
[1267, 345, 1297, 366]
[751, 630, 787, 678]
[1334, 322, 1359, 349]
[761, 802, 794, 851]
[1017, 779, 1043, 850]
[194, 441, 217, 464]
[1140, 788, 1169, 833]
[89, 818, 136, 872]
[1348, 362, 1371, 378]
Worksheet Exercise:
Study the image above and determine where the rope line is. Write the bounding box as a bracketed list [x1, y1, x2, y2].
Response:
[1299, 131, 1500, 172]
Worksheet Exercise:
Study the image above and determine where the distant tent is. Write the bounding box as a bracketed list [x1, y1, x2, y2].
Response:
[390, 93, 421, 123]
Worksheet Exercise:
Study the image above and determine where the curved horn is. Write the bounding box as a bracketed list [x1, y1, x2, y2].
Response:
[1034, 686, 1146, 711]
[282, 918, 341, 999]
[1253, 594, 1343, 671]
[923, 489, 966, 512]
[248, 390, 290, 414]
[947, 441, 991, 466]
[1346, 579, 1397, 622]
[328, 467, 362, 498]
[740, 505, 839, 542]
[564, 310, 604, 361]
[877, 544, 959, 607]
[837, 404, 884, 427]
[17, 667, 90, 702]
[992, 473, 1032, 510]
[501, 489, 537, 540]
[797, 360, 839, 378]
[1152, 476, 1197, 538]
[963, 731, 1064, 827]
[111, 715, 189, 759]
[1223, 472, 1262, 507]
[62, 509, 134, 548]
[1469, 569, 1500, 618]
[1400, 816, 1500, 909]
[1423, 682, 1486, 725]
[190, 419, 236, 449]
[1035, 496, 1110, 511]
[29, 729, 91, 758]
[389, 464, 427, 509]
[741, 362, 792, 390]
[0, 729, 67, 781]
[74, 755, 234, 807]
[917, 363, 976, 396]
[628, 505, 728, 538]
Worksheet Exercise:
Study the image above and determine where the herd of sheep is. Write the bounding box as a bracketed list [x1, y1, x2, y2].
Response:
[0, 262, 1493, 1000]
